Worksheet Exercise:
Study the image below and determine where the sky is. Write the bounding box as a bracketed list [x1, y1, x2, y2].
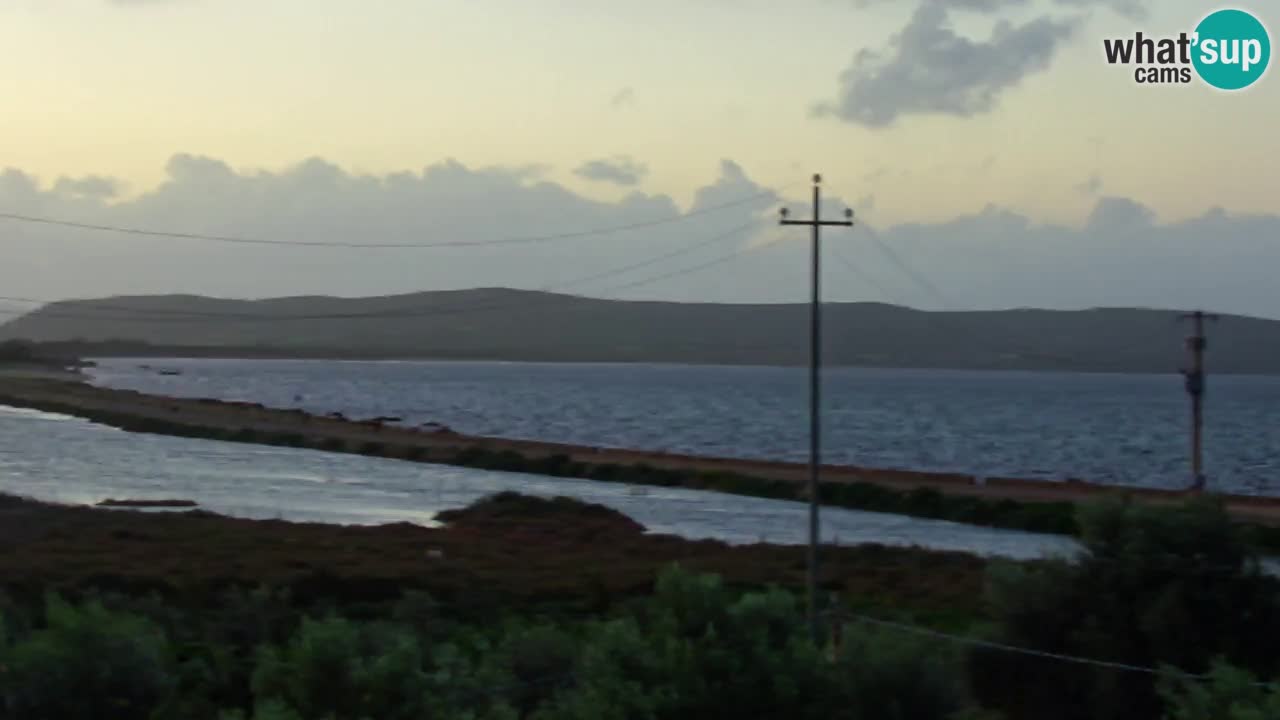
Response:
[0, 0, 1277, 318]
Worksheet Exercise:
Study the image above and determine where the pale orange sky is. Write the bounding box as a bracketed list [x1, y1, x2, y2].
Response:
[1, 0, 1276, 227]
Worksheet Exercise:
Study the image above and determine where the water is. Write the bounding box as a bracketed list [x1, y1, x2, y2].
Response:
[86, 358, 1280, 494]
[0, 404, 1080, 561]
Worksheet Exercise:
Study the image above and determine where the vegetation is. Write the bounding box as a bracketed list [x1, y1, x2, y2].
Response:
[8, 294, 1280, 374]
[1159, 662, 1280, 720]
[2, 489, 1280, 712]
[0, 340, 38, 363]
[0, 567, 974, 720]
[971, 496, 1280, 720]
[448, 447, 1082, 536]
[2, 493, 1280, 718]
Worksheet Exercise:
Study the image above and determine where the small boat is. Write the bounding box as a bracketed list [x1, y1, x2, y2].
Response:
[158, 369, 183, 376]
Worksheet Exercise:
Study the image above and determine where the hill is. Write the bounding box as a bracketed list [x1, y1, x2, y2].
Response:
[2, 288, 1279, 373]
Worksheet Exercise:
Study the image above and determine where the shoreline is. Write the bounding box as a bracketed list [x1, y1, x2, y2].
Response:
[2, 376, 1279, 532]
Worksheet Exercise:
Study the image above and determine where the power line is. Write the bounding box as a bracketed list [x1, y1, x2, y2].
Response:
[0, 186, 788, 250]
[834, 228, 1102, 370]
[857, 225, 955, 309]
[604, 232, 786, 296]
[826, 239, 902, 303]
[0, 222, 768, 325]
[831, 610, 1280, 689]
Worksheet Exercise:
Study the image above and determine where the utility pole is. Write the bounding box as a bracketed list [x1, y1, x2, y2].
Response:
[780, 174, 854, 642]
[1179, 310, 1218, 492]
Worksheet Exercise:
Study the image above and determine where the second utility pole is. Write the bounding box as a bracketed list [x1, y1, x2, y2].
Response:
[1180, 310, 1218, 492]
[780, 173, 854, 642]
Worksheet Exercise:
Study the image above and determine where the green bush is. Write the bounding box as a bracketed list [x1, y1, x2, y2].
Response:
[249, 615, 434, 720]
[972, 497, 1280, 720]
[826, 625, 971, 720]
[1158, 661, 1280, 720]
[0, 596, 176, 719]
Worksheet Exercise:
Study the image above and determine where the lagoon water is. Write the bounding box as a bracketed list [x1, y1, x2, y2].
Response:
[3, 357, 1277, 561]
[0, 404, 1080, 561]
[87, 358, 1280, 495]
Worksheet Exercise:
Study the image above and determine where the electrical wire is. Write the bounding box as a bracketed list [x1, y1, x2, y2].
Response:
[834, 230, 1108, 370]
[829, 609, 1280, 689]
[0, 222, 768, 324]
[0, 185, 789, 250]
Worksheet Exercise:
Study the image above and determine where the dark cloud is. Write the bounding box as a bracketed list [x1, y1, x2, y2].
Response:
[574, 156, 649, 186]
[815, 3, 1078, 127]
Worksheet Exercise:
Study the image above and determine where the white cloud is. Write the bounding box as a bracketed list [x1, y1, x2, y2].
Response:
[574, 156, 649, 186]
[0, 154, 1276, 318]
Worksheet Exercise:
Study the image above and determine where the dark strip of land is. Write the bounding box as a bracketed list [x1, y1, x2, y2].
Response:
[1, 376, 1278, 540]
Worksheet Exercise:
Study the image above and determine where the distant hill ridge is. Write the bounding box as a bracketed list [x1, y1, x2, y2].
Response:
[3, 288, 1280, 374]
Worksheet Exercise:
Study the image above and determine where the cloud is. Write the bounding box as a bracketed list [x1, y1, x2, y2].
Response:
[574, 156, 649, 186]
[1086, 195, 1154, 229]
[1, 154, 1277, 318]
[1075, 173, 1103, 195]
[0, 155, 783, 305]
[609, 87, 635, 109]
[816, 3, 1078, 127]
[852, 201, 1279, 316]
[851, 0, 1146, 17]
[851, 0, 1027, 9]
[1055, 0, 1147, 20]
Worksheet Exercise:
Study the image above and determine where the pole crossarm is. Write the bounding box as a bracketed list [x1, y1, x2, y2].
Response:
[777, 173, 856, 644]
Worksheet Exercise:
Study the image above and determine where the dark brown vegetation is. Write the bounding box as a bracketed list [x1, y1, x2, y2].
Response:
[3, 492, 1279, 719]
[95, 498, 199, 508]
[0, 491, 985, 624]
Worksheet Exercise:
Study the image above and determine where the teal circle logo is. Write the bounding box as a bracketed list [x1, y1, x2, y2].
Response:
[1192, 9, 1271, 90]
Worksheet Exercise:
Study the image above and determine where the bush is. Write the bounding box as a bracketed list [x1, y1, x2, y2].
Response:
[534, 566, 972, 720]
[249, 615, 433, 720]
[1158, 661, 1280, 720]
[972, 497, 1280, 720]
[0, 595, 176, 719]
[826, 624, 971, 720]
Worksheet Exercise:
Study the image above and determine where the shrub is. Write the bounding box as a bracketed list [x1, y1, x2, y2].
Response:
[1158, 661, 1280, 720]
[973, 497, 1280, 720]
[249, 615, 433, 720]
[0, 595, 176, 719]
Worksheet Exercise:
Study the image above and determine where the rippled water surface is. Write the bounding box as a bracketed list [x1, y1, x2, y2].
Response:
[0, 405, 1080, 560]
[87, 358, 1280, 494]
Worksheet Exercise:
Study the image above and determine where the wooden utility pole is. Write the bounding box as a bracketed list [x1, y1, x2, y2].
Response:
[1179, 310, 1218, 492]
[779, 174, 854, 642]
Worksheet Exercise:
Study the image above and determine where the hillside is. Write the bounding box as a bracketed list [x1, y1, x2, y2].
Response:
[3, 288, 1279, 373]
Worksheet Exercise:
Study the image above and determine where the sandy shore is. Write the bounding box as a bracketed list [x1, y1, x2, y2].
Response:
[2, 376, 1277, 524]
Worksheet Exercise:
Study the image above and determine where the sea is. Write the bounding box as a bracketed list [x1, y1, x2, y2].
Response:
[85, 358, 1280, 494]
[1, 357, 1276, 560]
